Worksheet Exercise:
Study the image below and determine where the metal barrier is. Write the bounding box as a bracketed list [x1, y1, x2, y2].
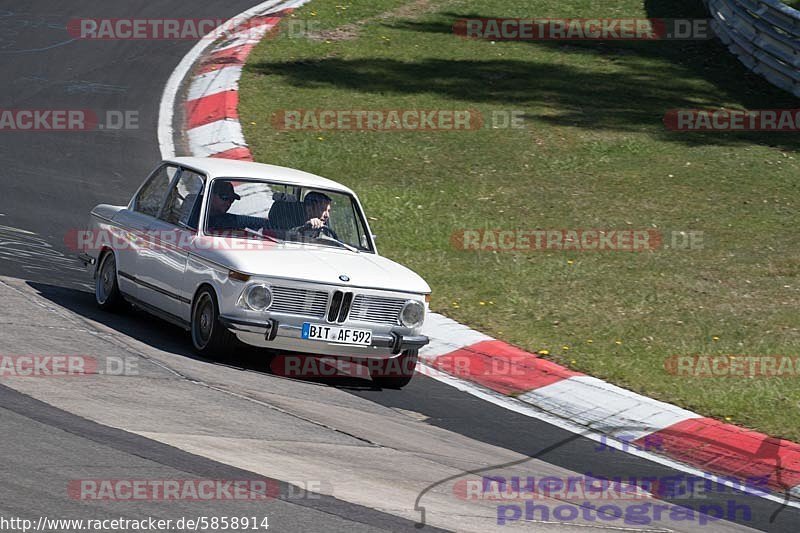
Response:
[705, 0, 800, 97]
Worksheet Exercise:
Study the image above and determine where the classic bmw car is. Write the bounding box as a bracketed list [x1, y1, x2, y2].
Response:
[80, 157, 430, 387]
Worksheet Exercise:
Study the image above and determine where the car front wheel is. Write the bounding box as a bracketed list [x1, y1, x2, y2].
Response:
[191, 287, 237, 358]
[371, 349, 418, 389]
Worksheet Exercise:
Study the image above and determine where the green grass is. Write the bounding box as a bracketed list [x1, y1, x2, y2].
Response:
[239, 0, 800, 441]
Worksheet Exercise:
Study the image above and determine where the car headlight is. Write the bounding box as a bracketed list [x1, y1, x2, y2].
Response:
[241, 284, 272, 311]
[400, 300, 425, 328]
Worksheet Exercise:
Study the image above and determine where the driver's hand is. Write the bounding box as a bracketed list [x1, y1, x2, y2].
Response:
[307, 218, 324, 229]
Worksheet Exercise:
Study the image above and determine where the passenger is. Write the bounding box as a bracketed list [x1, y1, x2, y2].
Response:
[206, 181, 241, 231]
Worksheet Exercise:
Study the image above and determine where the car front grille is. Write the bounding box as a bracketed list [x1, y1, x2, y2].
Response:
[348, 294, 406, 325]
[270, 286, 329, 318]
[327, 290, 355, 323]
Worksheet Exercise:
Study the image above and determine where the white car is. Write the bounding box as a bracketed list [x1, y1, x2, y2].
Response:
[80, 157, 430, 387]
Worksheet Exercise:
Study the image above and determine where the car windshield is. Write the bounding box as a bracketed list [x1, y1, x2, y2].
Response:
[204, 178, 372, 252]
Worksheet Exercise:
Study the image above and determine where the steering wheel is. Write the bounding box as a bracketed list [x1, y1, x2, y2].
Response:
[293, 222, 337, 239]
[318, 225, 337, 238]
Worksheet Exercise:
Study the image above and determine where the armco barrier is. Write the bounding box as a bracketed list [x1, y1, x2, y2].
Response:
[705, 0, 800, 97]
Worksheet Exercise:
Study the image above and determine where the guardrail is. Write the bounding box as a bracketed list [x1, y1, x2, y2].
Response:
[705, 0, 800, 97]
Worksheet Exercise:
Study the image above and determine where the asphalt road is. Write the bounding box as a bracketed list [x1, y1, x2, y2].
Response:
[0, 0, 243, 285]
[0, 381, 442, 532]
[0, 1, 797, 532]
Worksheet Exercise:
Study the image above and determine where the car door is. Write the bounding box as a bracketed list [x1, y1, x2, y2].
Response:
[112, 163, 179, 300]
[137, 167, 206, 321]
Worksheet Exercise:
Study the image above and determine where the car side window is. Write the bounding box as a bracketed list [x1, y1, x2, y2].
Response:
[134, 165, 178, 218]
[160, 169, 205, 229]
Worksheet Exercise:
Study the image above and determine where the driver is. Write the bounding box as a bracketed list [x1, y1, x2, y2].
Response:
[303, 192, 331, 228]
[297, 191, 338, 239]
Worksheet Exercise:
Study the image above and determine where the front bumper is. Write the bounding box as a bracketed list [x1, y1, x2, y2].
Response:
[78, 253, 97, 273]
[219, 315, 429, 356]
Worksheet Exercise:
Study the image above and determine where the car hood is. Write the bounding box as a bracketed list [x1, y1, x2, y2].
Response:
[197, 242, 431, 294]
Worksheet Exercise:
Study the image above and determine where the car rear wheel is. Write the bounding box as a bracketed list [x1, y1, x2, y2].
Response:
[371, 349, 418, 389]
[95, 252, 123, 311]
[191, 287, 237, 358]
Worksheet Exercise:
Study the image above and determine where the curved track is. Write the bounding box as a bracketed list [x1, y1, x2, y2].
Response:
[0, 2, 797, 531]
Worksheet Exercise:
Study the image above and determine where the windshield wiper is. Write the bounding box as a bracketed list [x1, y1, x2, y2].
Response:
[318, 235, 360, 253]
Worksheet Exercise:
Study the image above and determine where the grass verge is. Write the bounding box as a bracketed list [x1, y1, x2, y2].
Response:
[240, 0, 800, 440]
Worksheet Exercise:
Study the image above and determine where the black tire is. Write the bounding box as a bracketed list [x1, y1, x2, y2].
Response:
[191, 287, 238, 358]
[371, 349, 418, 389]
[95, 251, 124, 311]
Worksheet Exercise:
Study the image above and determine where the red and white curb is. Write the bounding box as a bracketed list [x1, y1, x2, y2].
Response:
[158, 0, 309, 160]
[159, 0, 800, 503]
[419, 314, 800, 499]
[183, 8, 297, 160]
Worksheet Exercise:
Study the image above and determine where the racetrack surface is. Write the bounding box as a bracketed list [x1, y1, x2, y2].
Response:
[0, 381, 442, 532]
[0, 1, 798, 531]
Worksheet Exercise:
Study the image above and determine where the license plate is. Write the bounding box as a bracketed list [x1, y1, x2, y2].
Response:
[301, 323, 372, 346]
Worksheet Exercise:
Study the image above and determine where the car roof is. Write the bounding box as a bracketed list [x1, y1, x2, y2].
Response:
[166, 157, 356, 195]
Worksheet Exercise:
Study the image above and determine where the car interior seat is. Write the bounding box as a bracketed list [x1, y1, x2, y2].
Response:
[268, 199, 305, 230]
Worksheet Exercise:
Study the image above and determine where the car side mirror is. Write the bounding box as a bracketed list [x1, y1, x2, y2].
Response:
[372, 234, 377, 241]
